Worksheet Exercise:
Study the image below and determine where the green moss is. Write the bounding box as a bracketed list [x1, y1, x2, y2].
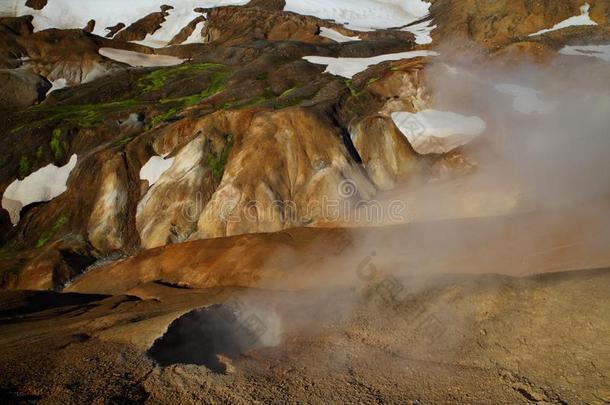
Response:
[344, 79, 358, 97]
[36, 215, 68, 248]
[8, 64, 232, 134]
[0, 247, 16, 261]
[220, 96, 270, 110]
[367, 77, 381, 85]
[200, 70, 232, 99]
[35, 146, 44, 160]
[146, 108, 178, 130]
[139, 63, 227, 92]
[18, 156, 30, 178]
[144, 68, 233, 130]
[167, 69, 232, 106]
[207, 134, 234, 181]
[50, 128, 65, 160]
[10, 99, 145, 133]
[111, 135, 136, 148]
[279, 87, 297, 98]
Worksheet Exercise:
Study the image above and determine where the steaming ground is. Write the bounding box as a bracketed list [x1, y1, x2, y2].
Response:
[1, 267, 609, 403]
[3, 195, 610, 402]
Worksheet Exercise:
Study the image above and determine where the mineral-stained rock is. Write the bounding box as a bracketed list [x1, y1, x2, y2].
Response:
[192, 107, 376, 239]
[429, 0, 610, 50]
[346, 62, 429, 189]
[135, 110, 252, 249]
[2, 235, 95, 290]
[136, 135, 214, 248]
[87, 155, 129, 253]
[350, 116, 419, 190]
[17, 28, 122, 85]
[203, 6, 322, 45]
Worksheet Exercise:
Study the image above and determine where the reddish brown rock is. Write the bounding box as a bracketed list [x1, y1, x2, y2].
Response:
[113, 9, 170, 42]
[25, 0, 48, 10]
[105, 22, 126, 38]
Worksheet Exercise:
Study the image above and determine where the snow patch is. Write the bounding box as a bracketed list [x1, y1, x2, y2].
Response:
[529, 3, 597, 36]
[401, 20, 436, 45]
[2, 154, 78, 225]
[303, 50, 438, 78]
[392, 110, 486, 154]
[284, 0, 431, 32]
[559, 44, 610, 62]
[182, 19, 207, 45]
[45, 78, 68, 96]
[319, 27, 361, 43]
[140, 155, 175, 187]
[494, 84, 558, 115]
[99, 48, 185, 67]
[132, 7, 201, 48]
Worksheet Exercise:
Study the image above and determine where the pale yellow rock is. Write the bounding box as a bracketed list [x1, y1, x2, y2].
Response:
[87, 156, 128, 252]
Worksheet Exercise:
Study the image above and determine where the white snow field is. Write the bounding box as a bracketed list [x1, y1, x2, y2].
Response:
[391, 110, 486, 154]
[98, 48, 185, 67]
[303, 50, 438, 78]
[2, 154, 78, 225]
[319, 27, 361, 43]
[529, 3, 597, 36]
[494, 84, 558, 115]
[0, 0, 248, 40]
[284, 0, 431, 31]
[140, 155, 175, 187]
[559, 44, 610, 62]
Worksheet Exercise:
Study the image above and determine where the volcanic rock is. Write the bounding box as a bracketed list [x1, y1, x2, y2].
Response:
[0, 67, 50, 110]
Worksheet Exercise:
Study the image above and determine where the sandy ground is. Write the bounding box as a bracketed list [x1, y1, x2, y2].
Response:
[1, 268, 609, 404]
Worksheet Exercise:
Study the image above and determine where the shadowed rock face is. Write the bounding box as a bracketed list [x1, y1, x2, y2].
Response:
[0, 67, 50, 109]
[0, 16, 33, 68]
[148, 304, 265, 372]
